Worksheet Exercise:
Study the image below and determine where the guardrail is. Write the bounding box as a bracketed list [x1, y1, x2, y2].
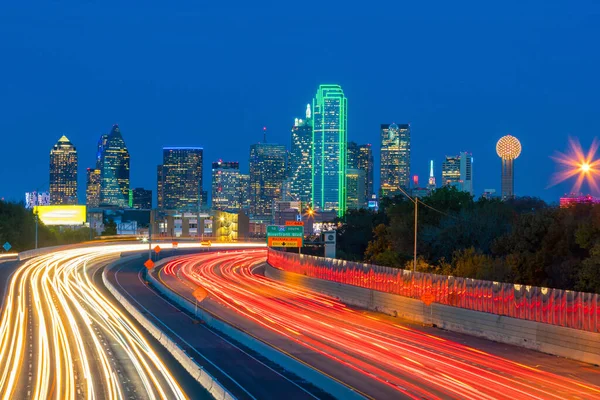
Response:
[267, 249, 600, 333]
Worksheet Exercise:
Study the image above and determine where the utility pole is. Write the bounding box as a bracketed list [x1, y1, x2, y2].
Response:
[148, 224, 152, 261]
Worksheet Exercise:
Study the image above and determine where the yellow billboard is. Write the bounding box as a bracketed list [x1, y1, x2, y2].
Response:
[34, 205, 87, 226]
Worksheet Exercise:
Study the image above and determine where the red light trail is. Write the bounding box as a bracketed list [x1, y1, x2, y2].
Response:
[162, 250, 600, 400]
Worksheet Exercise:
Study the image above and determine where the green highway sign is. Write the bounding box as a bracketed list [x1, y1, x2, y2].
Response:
[266, 225, 304, 237]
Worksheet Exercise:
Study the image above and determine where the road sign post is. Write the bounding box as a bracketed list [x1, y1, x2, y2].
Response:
[2, 242, 11, 252]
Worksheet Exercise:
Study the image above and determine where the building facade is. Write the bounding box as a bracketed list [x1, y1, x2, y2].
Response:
[249, 142, 287, 221]
[238, 173, 251, 213]
[289, 104, 313, 204]
[348, 142, 373, 208]
[312, 84, 348, 216]
[49, 135, 78, 205]
[86, 168, 101, 208]
[158, 147, 203, 211]
[99, 125, 130, 207]
[346, 168, 366, 210]
[441, 152, 473, 195]
[380, 123, 410, 197]
[212, 160, 240, 211]
[131, 188, 152, 209]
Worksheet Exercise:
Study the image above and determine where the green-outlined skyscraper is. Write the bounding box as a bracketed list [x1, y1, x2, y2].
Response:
[311, 84, 347, 216]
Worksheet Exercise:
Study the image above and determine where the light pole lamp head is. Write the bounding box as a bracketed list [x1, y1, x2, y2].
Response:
[496, 135, 522, 160]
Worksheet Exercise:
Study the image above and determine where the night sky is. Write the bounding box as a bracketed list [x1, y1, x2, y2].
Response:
[1, 1, 599, 204]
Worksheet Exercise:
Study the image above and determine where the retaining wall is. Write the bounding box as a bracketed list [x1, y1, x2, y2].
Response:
[103, 254, 236, 400]
[265, 263, 600, 365]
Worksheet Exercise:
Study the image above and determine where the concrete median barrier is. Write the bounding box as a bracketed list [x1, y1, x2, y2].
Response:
[103, 254, 236, 400]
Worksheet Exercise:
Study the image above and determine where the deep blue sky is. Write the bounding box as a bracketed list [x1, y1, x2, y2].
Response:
[1, 1, 599, 204]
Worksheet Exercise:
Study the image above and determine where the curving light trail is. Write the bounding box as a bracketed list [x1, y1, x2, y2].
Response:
[165, 250, 600, 400]
[0, 242, 263, 400]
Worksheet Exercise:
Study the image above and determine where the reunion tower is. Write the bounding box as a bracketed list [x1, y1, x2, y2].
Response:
[496, 135, 522, 199]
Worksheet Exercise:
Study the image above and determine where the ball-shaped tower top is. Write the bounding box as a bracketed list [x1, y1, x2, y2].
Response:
[496, 135, 522, 160]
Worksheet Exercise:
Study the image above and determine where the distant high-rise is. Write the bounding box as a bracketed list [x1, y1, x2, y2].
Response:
[428, 160, 437, 191]
[49, 135, 78, 205]
[312, 84, 348, 216]
[249, 136, 287, 220]
[156, 165, 164, 210]
[496, 135, 522, 199]
[238, 173, 251, 212]
[99, 125, 130, 207]
[86, 168, 101, 208]
[289, 104, 313, 204]
[346, 168, 366, 210]
[159, 147, 203, 210]
[380, 123, 410, 197]
[131, 188, 152, 209]
[212, 161, 240, 211]
[442, 152, 473, 195]
[348, 142, 373, 208]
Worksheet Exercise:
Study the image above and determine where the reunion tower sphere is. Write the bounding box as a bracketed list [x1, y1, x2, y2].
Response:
[496, 135, 522, 160]
[496, 134, 521, 199]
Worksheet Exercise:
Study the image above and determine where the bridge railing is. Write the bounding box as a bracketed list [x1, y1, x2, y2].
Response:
[267, 248, 600, 333]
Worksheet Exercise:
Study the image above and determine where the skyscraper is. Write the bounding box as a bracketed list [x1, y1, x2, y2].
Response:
[441, 152, 473, 195]
[289, 104, 313, 204]
[156, 165, 164, 209]
[442, 156, 461, 187]
[346, 168, 366, 210]
[99, 125, 130, 207]
[49, 135, 78, 205]
[380, 123, 410, 197]
[312, 84, 347, 216]
[212, 161, 240, 211]
[428, 160, 437, 191]
[131, 188, 152, 209]
[159, 147, 203, 210]
[238, 173, 251, 213]
[86, 168, 101, 208]
[348, 142, 373, 208]
[249, 139, 287, 220]
[496, 135, 522, 199]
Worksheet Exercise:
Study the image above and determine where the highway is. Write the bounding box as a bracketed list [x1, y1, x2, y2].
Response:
[157, 249, 600, 400]
[0, 244, 212, 400]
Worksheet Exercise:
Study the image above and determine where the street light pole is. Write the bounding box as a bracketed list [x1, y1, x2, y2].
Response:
[35, 213, 38, 249]
[395, 186, 418, 273]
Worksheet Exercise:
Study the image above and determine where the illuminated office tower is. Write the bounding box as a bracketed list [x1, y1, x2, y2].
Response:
[156, 165, 164, 209]
[442, 155, 461, 187]
[86, 168, 101, 208]
[49, 135, 78, 205]
[380, 123, 410, 197]
[442, 152, 473, 195]
[496, 135, 522, 199]
[158, 147, 203, 210]
[131, 188, 152, 209]
[312, 84, 347, 216]
[346, 168, 366, 210]
[99, 125, 130, 207]
[348, 142, 373, 207]
[249, 139, 287, 220]
[212, 160, 240, 211]
[289, 104, 313, 204]
[238, 173, 251, 212]
[428, 160, 437, 191]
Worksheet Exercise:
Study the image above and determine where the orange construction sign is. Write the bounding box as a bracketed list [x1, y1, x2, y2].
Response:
[172, 242, 178, 249]
[267, 237, 302, 247]
[144, 259, 155, 269]
[421, 292, 435, 306]
[153, 245, 161, 254]
[285, 220, 304, 226]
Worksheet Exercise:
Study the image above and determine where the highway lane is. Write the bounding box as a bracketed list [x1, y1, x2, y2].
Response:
[158, 249, 600, 400]
[0, 244, 213, 400]
[106, 253, 333, 400]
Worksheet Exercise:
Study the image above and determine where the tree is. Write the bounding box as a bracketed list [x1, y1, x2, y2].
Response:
[102, 218, 117, 236]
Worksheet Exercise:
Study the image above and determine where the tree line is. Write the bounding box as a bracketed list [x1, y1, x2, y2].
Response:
[335, 187, 600, 294]
[0, 201, 94, 251]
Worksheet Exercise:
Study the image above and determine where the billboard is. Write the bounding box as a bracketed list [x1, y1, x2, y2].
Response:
[34, 205, 87, 226]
